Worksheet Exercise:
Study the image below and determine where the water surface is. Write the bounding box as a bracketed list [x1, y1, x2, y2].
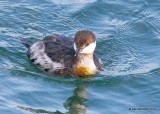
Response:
[0, 0, 160, 114]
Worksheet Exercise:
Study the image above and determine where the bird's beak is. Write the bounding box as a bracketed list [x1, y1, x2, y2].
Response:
[74, 51, 78, 57]
[74, 43, 85, 56]
[74, 49, 82, 56]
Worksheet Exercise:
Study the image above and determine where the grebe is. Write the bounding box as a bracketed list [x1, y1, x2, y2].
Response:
[22, 30, 102, 76]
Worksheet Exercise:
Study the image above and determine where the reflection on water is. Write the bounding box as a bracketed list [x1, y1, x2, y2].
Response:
[64, 85, 88, 114]
[1, 0, 160, 113]
[17, 85, 88, 114]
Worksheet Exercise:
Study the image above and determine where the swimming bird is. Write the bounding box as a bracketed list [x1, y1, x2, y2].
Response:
[22, 30, 103, 76]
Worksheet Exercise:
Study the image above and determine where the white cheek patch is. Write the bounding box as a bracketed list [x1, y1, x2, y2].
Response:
[74, 41, 96, 54]
[81, 41, 96, 54]
[74, 42, 77, 52]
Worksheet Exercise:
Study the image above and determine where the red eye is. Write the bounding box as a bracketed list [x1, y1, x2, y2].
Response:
[85, 43, 89, 47]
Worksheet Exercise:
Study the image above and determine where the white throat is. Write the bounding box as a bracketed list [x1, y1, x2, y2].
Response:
[74, 41, 96, 54]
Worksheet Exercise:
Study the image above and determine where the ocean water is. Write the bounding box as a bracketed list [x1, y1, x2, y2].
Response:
[0, 0, 160, 114]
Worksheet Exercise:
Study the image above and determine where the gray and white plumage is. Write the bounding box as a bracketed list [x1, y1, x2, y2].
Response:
[22, 30, 103, 76]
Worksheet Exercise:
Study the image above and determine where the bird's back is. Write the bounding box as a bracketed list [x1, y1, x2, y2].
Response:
[28, 34, 75, 75]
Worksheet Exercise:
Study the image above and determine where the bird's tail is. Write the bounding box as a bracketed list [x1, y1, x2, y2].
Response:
[20, 38, 33, 48]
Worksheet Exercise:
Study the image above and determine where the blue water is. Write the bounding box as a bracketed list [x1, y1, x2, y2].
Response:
[1, 0, 160, 114]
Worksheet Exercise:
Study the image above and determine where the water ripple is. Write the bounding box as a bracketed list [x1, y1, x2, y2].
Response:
[1, 0, 160, 114]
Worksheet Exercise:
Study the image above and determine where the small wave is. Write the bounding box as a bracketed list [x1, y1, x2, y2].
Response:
[139, 7, 160, 35]
[50, 0, 96, 5]
[104, 18, 127, 27]
[0, 28, 20, 38]
[0, 41, 12, 47]
[0, 59, 24, 70]
[101, 63, 159, 76]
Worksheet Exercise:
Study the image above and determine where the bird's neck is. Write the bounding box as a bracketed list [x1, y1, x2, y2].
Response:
[73, 53, 96, 76]
[76, 53, 94, 61]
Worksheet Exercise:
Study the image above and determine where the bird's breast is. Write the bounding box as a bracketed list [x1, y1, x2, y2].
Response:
[73, 64, 96, 76]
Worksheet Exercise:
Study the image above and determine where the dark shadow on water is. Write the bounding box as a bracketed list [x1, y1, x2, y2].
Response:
[17, 84, 88, 114]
